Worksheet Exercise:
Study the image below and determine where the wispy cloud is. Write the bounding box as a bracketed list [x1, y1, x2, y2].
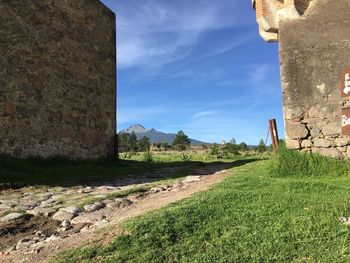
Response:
[248, 64, 270, 83]
[193, 110, 217, 119]
[103, 0, 251, 69]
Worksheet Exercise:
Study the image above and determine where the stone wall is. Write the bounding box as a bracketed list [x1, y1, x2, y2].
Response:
[254, 0, 350, 158]
[0, 0, 116, 159]
[279, 0, 350, 157]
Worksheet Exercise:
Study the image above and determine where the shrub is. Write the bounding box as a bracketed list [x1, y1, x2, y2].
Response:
[121, 152, 133, 159]
[180, 153, 192, 162]
[142, 151, 154, 163]
[269, 146, 350, 177]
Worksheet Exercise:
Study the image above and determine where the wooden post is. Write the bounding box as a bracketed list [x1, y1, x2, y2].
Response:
[269, 119, 279, 153]
[269, 120, 276, 152]
[272, 119, 279, 149]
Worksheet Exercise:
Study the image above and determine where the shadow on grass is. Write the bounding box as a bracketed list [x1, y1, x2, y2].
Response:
[0, 154, 258, 190]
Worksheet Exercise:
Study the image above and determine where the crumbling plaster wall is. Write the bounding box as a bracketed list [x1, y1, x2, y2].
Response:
[0, 0, 116, 159]
[279, 0, 350, 157]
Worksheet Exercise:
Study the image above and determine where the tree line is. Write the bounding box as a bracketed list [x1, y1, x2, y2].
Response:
[118, 130, 267, 154]
[118, 130, 191, 153]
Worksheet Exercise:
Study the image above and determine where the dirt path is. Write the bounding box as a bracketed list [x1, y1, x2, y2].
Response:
[1, 162, 233, 263]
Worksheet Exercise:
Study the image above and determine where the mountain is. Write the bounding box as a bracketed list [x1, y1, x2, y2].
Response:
[119, 124, 209, 145]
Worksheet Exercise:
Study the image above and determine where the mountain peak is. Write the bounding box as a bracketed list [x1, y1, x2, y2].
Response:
[119, 124, 209, 145]
[122, 124, 147, 133]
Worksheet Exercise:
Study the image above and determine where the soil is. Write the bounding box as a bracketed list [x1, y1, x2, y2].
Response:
[0, 162, 233, 263]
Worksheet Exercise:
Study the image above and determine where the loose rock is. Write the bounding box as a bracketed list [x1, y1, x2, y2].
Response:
[52, 211, 75, 222]
[59, 206, 82, 215]
[0, 212, 26, 222]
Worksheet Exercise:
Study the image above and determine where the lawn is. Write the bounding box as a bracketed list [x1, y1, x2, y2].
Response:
[53, 155, 350, 262]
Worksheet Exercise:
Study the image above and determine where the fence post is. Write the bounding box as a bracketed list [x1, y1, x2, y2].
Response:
[272, 119, 279, 150]
[269, 120, 276, 152]
[269, 119, 279, 153]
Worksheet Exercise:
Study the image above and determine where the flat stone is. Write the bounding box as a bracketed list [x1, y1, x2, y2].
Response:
[0, 203, 16, 209]
[301, 140, 313, 148]
[286, 139, 301, 149]
[27, 207, 57, 217]
[71, 213, 104, 225]
[182, 176, 201, 183]
[106, 198, 132, 209]
[334, 138, 349, 147]
[314, 138, 331, 148]
[312, 148, 343, 158]
[0, 213, 26, 222]
[337, 146, 347, 153]
[322, 121, 341, 136]
[285, 123, 309, 139]
[83, 204, 102, 212]
[310, 126, 321, 137]
[307, 106, 322, 118]
[16, 238, 34, 250]
[52, 211, 75, 222]
[59, 206, 82, 215]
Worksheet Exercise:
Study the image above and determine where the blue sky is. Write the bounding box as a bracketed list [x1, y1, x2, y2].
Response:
[101, 0, 283, 145]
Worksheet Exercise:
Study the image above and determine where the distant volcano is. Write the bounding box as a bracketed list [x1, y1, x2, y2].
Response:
[119, 124, 209, 145]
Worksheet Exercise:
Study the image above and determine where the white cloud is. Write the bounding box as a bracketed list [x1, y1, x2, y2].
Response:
[248, 64, 270, 83]
[103, 0, 251, 69]
[193, 110, 217, 119]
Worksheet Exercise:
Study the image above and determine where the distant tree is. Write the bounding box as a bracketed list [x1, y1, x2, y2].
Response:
[209, 143, 219, 156]
[118, 132, 130, 152]
[223, 143, 239, 156]
[153, 142, 162, 149]
[238, 142, 248, 151]
[257, 139, 267, 153]
[138, 136, 151, 152]
[202, 144, 208, 149]
[161, 142, 172, 151]
[229, 138, 237, 145]
[172, 130, 191, 151]
[128, 131, 138, 152]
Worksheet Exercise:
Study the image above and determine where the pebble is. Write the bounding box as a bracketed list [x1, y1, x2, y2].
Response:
[61, 219, 70, 228]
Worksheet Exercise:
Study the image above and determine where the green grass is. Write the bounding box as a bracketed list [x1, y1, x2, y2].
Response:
[0, 154, 202, 188]
[270, 146, 350, 177]
[53, 158, 350, 263]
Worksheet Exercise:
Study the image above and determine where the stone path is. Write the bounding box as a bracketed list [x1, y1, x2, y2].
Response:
[0, 162, 233, 263]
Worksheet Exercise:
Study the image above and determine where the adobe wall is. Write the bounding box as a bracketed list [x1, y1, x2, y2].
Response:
[0, 0, 116, 159]
[254, 0, 350, 157]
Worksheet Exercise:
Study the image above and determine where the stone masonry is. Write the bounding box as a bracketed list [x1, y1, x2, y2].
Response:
[253, 0, 350, 158]
[0, 1, 116, 159]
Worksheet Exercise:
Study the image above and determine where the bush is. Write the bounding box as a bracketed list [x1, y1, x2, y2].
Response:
[180, 153, 192, 162]
[142, 151, 154, 163]
[121, 152, 133, 159]
[209, 144, 219, 156]
[269, 146, 350, 177]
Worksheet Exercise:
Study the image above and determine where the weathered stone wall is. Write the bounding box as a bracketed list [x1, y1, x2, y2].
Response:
[279, 0, 350, 157]
[0, 0, 116, 159]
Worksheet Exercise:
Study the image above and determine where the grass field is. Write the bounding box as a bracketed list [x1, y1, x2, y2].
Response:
[53, 151, 350, 263]
[0, 151, 256, 188]
[0, 154, 204, 188]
